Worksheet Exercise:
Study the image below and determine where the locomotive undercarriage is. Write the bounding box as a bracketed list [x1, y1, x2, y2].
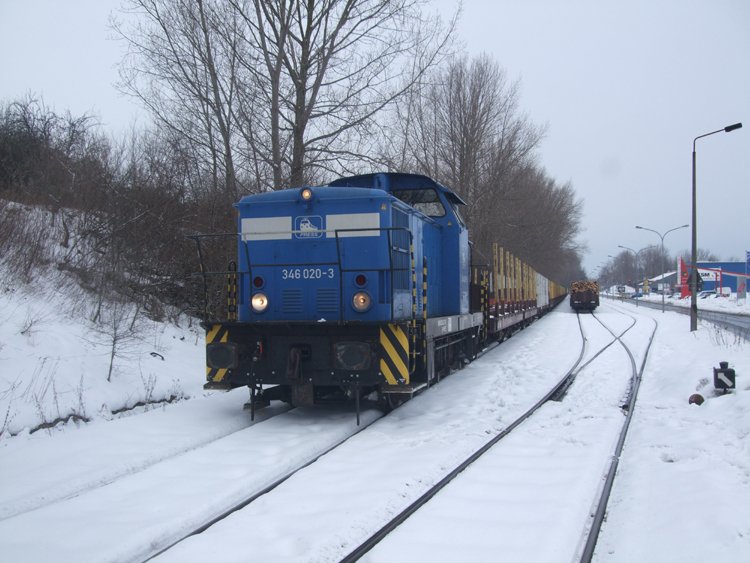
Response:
[206, 321, 383, 385]
[204, 311, 488, 421]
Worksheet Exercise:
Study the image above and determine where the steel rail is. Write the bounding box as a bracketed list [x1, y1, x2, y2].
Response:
[338, 311, 590, 563]
[550, 311, 636, 401]
[577, 311, 658, 562]
[602, 295, 749, 338]
[0, 402, 292, 524]
[143, 414, 377, 562]
[148, 302, 565, 562]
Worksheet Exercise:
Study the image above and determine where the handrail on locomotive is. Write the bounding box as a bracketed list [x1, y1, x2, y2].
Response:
[189, 226, 415, 324]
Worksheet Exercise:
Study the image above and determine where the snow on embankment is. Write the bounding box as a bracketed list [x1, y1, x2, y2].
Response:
[0, 201, 206, 437]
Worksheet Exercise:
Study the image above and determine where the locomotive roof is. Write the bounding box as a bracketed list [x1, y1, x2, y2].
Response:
[235, 185, 387, 205]
[327, 172, 467, 206]
[236, 172, 466, 207]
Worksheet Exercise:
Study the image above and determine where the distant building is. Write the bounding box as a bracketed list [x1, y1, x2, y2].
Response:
[693, 261, 746, 293]
[643, 271, 678, 294]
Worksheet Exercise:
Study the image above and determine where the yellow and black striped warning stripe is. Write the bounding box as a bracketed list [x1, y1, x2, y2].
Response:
[422, 256, 428, 359]
[481, 268, 489, 338]
[380, 323, 409, 385]
[410, 242, 417, 373]
[206, 324, 230, 383]
[227, 261, 238, 321]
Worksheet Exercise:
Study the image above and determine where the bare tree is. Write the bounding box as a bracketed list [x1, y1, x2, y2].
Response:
[232, 0, 455, 187]
[384, 55, 545, 229]
[679, 248, 720, 264]
[0, 96, 109, 207]
[381, 54, 585, 280]
[385, 55, 532, 205]
[115, 0, 242, 197]
[90, 299, 142, 382]
[116, 0, 454, 192]
[638, 245, 669, 279]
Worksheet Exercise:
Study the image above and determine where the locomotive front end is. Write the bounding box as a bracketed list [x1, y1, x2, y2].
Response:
[204, 184, 415, 407]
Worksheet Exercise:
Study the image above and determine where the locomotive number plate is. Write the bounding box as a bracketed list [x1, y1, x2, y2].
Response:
[281, 267, 336, 281]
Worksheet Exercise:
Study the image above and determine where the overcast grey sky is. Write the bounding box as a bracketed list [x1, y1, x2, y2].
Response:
[1, 0, 748, 275]
[435, 0, 749, 275]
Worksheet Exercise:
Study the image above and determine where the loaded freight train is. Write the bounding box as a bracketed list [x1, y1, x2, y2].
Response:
[569, 280, 600, 311]
[192, 173, 566, 417]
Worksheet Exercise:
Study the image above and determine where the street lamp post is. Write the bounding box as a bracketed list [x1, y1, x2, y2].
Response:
[618, 245, 645, 307]
[635, 224, 689, 312]
[618, 245, 637, 284]
[618, 245, 658, 307]
[691, 122, 743, 331]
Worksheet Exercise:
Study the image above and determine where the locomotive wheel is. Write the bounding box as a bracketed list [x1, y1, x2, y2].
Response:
[388, 394, 408, 409]
[378, 392, 409, 412]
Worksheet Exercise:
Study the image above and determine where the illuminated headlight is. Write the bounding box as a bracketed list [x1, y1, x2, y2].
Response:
[300, 187, 313, 201]
[352, 291, 371, 312]
[251, 292, 269, 313]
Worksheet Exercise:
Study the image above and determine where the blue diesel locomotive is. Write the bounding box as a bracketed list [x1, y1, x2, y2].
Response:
[194, 172, 563, 417]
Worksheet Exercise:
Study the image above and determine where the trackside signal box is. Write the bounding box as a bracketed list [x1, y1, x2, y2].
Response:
[713, 361, 736, 391]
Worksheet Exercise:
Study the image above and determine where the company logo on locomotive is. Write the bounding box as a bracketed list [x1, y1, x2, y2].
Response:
[295, 215, 323, 238]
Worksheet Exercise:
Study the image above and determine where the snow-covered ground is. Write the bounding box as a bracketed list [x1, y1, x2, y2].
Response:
[606, 290, 750, 316]
[0, 282, 206, 437]
[1, 282, 749, 562]
[594, 301, 750, 562]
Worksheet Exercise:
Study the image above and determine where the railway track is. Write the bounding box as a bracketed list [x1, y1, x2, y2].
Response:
[338, 312, 596, 562]
[2, 309, 560, 563]
[148, 314, 572, 561]
[604, 294, 750, 338]
[0, 405, 383, 563]
[149, 307, 629, 562]
[334, 307, 656, 562]
[578, 310, 657, 561]
[0, 396, 292, 522]
[3, 304, 654, 563]
[1, 314, 545, 562]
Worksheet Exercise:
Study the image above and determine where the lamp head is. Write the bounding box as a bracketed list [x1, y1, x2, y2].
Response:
[724, 122, 742, 133]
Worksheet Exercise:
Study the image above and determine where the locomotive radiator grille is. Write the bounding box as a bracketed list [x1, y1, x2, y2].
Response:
[282, 289, 304, 314]
[281, 288, 339, 316]
[316, 288, 339, 314]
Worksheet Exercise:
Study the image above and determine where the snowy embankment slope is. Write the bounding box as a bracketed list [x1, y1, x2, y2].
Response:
[0, 281, 207, 437]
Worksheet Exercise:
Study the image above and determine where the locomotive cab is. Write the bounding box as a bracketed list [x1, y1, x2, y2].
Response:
[329, 173, 471, 317]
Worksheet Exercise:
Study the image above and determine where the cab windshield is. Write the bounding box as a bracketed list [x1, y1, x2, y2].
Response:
[392, 188, 445, 218]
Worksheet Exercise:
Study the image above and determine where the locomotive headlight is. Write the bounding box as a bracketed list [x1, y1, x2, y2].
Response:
[352, 291, 371, 312]
[300, 187, 313, 201]
[207, 343, 238, 369]
[334, 342, 372, 370]
[251, 292, 269, 313]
